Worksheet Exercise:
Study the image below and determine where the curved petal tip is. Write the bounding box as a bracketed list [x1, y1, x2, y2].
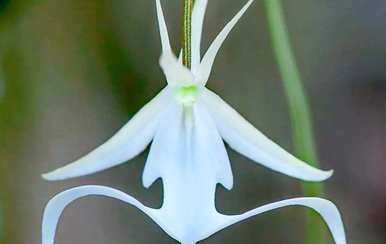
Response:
[299, 168, 334, 182]
[320, 169, 334, 181]
[41, 171, 64, 181]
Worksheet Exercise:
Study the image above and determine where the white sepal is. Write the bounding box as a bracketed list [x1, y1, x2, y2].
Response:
[202, 88, 333, 182]
[42, 88, 171, 181]
[156, 0, 194, 85]
[156, 0, 172, 53]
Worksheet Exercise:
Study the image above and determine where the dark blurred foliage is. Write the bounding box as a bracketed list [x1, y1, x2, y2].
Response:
[0, 0, 10, 12]
[0, 0, 385, 243]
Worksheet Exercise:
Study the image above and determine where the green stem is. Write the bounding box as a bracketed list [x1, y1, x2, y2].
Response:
[264, 0, 327, 243]
[182, 0, 193, 68]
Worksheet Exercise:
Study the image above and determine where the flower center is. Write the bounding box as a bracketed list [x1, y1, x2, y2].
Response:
[174, 84, 199, 106]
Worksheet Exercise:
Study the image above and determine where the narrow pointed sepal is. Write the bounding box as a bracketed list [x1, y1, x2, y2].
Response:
[156, 0, 193, 85]
[42, 88, 171, 181]
[199, 0, 254, 84]
[156, 0, 172, 53]
[41, 185, 160, 244]
[202, 88, 333, 182]
[217, 198, 346, 244]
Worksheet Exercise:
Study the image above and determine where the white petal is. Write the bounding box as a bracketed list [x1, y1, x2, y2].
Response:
[191, 0, 208, 72]
[160, 51, 194, 85]
[199, 0, 254, 84]
[195, 101, 233, 189]
[202, 88, 333, 182]
[42, 185, 159, 244]
[42, 88, 172, 181]
[215, 198, 346, 244]
[141, 102, 183, 188]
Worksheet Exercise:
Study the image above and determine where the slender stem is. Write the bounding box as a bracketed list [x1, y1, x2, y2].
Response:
[264, 0, 327, 243]
[182, 0, 193, 68]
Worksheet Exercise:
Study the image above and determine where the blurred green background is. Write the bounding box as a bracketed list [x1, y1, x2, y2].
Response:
[0, 0, 385, 243]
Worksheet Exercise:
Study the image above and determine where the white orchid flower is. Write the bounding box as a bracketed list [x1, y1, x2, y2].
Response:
[42, 1, 346, 244]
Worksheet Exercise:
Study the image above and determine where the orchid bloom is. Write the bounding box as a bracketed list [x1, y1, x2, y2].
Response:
[41, 1, 346, 244]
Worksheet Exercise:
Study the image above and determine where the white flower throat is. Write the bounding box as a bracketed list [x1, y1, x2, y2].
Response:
[173, 83, 200, 106]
